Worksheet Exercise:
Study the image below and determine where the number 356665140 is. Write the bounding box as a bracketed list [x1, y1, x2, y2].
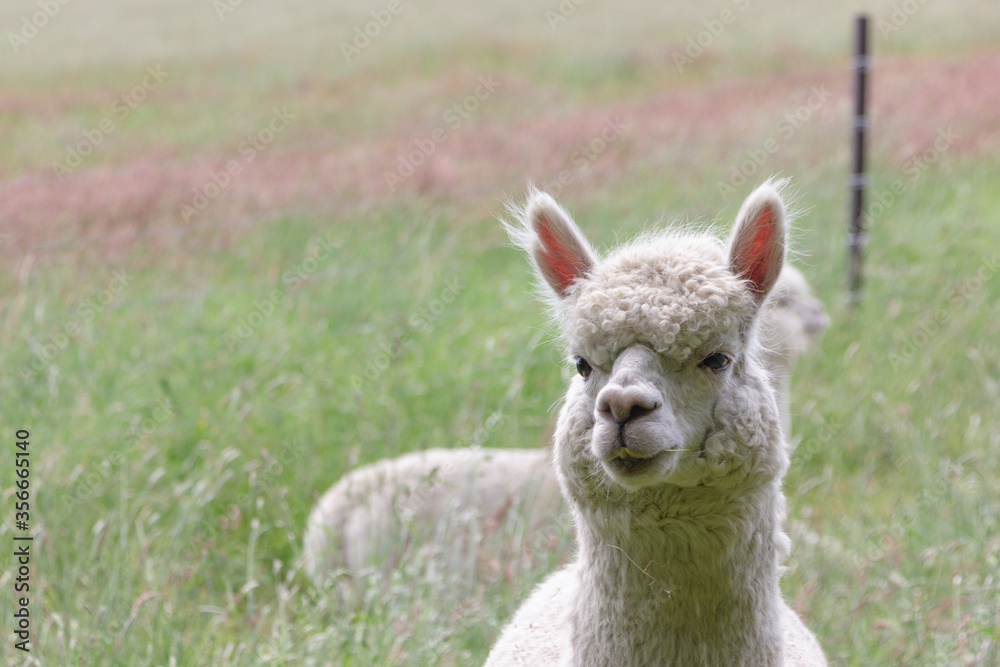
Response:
[15, 429, 30, 517]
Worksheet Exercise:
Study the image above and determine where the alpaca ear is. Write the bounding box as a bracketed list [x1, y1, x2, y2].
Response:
[728, 183, 787, 304]
[522, 192, 597, 298]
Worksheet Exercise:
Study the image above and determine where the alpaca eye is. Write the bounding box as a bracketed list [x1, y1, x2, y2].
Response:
[700, 352, 731, 372]
[575, 356, 593, 379]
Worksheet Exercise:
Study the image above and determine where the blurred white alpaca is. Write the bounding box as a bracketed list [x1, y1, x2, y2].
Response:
[759, 264, 829, 439]
[302, 447, 564, 598]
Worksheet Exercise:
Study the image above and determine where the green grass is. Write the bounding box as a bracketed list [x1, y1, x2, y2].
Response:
[3, 158, 998, 665]
[2, 1, 1000, 664]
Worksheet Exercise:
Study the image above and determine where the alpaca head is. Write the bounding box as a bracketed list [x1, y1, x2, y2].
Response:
[511, 183, 790, 502]
[760, 264, 830, 369]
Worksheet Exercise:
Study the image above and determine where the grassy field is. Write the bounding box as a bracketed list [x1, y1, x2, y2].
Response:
[1, 1, 999, 665]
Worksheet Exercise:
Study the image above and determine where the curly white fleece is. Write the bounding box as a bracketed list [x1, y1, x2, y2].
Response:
[560, 236, 757, 370]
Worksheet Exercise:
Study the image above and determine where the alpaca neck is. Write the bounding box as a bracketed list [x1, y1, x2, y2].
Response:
[569, 483, 785, 666]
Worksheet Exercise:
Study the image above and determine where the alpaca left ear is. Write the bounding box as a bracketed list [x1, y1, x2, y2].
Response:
[728, 183, 787, 304]
[523, 191, 597, 299]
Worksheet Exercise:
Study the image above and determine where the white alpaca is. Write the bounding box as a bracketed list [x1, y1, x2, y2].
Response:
[302, 447, 564, 595]
[484, 183, 826, 665]
[758, 264, 829, 439]
[301, 231, 829, 595]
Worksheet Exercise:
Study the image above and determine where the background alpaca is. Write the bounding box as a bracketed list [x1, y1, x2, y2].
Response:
[302, 447, 564, 598]
[485, 183, 825, 665]
[758, 264, 830, 439]
[302, 262, 827, 592]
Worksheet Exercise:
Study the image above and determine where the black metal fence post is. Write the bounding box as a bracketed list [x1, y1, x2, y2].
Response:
[848, 15, 870, 305]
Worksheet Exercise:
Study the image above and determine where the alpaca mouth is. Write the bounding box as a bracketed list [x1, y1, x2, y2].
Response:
[604, 447, 665, 475]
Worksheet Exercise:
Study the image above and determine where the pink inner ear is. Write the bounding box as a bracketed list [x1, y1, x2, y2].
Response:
[740, 207, 776, 293]
[537, 215, 582, 294]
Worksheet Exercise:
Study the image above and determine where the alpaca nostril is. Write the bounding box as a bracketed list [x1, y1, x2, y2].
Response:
[627, 402, 658, 423]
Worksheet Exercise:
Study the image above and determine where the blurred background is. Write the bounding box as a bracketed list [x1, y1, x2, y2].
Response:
[1, 1, 998, 664]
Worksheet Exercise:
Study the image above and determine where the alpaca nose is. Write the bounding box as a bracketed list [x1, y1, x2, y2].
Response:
[805, 301, 830, 334]
[596, 385, 660, 425]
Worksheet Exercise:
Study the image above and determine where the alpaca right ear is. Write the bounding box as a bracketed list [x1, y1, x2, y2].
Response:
[727, 182, 787, 305]
[522, 192, 597, 299]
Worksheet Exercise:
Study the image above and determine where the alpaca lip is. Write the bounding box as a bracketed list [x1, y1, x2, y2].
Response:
[610, 447, 648, 460]
[605, 448, 664, 475]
